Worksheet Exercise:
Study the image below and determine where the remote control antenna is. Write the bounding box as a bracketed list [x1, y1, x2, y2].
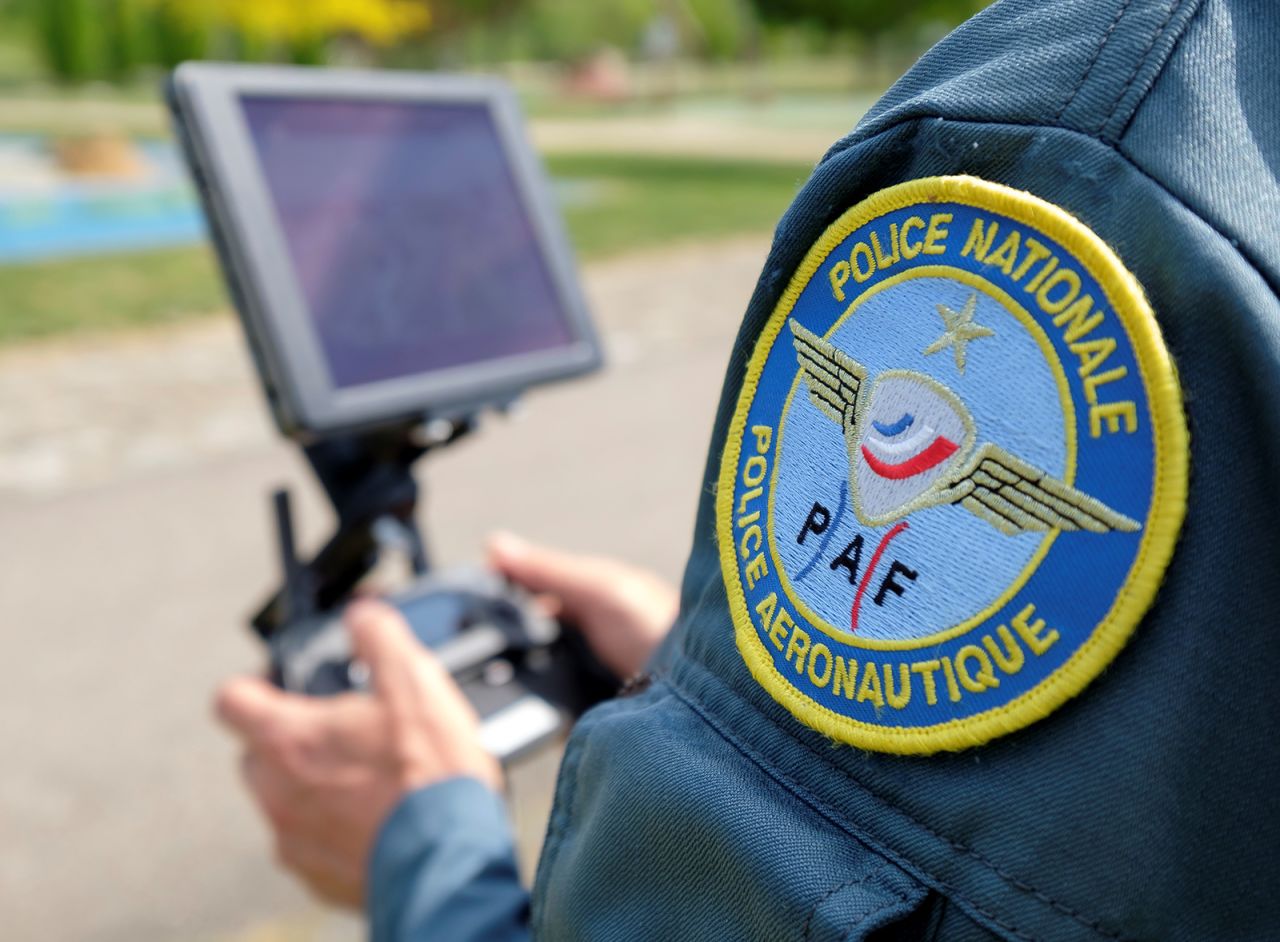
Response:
[273, 488, 313, 622]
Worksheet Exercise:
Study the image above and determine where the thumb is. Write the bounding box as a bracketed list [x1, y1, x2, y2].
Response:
[215, 675, 297, 743]
[345, 598, 439, 707]
[488, 532, 601, 612]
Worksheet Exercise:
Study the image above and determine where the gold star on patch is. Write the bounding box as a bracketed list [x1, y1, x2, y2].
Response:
[922, 292, 994, 374]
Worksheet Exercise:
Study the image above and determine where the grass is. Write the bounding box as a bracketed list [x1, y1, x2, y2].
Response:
[0, 55, 875, 135]
[552, 153, 809, 257]
[0, 152, 811, 345]
[0, 242, 224, 341]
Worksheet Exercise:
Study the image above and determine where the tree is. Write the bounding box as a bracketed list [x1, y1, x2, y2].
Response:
[37, 0, 99, 82]
[753, 0, 989, 37]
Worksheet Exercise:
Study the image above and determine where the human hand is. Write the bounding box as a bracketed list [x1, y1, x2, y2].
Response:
[214, 599, 501, 908]
[487, 532, 679, 679]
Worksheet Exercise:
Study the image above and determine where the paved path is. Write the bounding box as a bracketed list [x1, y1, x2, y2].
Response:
[0, 237, 768, 940]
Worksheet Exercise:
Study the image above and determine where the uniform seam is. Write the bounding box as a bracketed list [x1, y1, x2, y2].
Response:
[661, 672, 1042, 942]
[821, 115, 1278, 300]
[802, 872, 880, 941]
[929, 896, 952, 942]
[1052, 0, 1135, 123]
[1097, 0, 1183, 137]
[665, 668, 1134, 941]
[1114, 0, 1209, 142]
[528, 701, 607, 923]
[839, 892, 913, 942]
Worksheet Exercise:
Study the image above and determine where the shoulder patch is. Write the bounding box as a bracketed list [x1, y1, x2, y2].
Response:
[718, 175, 1187, 754]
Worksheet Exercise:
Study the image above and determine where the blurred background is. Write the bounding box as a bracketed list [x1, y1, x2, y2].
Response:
[0, 1, 988, 939]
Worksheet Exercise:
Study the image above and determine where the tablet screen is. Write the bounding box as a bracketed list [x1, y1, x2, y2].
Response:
[239, 96, 575, 390]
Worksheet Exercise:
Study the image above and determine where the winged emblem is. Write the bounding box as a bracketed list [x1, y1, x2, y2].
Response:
[788, 318, 1139, 535]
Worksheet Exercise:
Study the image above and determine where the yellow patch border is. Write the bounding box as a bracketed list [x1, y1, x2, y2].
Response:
[716, 175, 1188, 754]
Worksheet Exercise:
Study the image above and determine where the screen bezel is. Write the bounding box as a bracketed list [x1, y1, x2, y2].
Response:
[170, 62, 601, 436]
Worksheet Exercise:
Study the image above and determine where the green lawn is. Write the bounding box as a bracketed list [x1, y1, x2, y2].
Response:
[0, 153, 811, 344]
[552, 153, 809, 256]
[0, 242, 223, 341]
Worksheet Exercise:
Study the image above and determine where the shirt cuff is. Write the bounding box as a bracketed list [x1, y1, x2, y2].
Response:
[368, 776, 530, 942]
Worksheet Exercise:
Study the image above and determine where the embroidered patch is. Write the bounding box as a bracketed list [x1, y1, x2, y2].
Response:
[718, 176, 1187, 754]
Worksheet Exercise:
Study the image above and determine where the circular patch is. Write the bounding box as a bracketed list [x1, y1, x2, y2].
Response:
[718, 176, 1187, 754]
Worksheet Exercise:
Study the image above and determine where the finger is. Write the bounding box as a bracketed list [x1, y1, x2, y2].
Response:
[309, 693, 393, 763]
[487, 532, 600, 613]
[241, 750, 291, 817]
[531, 592, 565, 621]
[345, 598, 420, 681]
[215, 676, 298, 742]
[240, 750, 261, 791]
[346, 598, 487, 751]
[345, 598, 453, 714]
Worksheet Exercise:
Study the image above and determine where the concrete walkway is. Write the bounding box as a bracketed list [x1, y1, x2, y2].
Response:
[0, 237, 768, 940]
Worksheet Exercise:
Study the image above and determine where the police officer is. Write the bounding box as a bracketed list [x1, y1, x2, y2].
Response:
[217, 0, 1280, 938]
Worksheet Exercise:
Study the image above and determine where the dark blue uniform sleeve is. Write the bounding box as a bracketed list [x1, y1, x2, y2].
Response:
[367, 777, 530, 942]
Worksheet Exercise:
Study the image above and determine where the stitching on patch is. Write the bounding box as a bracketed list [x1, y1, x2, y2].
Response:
[666, 669, 1134, 942]
[1052, 0, 1136, 124]
[1096, 0, 1183, 137]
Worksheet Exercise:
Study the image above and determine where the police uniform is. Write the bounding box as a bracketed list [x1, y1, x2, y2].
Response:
[369, 0, 1280, 938]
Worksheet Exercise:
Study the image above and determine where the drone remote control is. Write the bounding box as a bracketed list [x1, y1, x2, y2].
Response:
[271, 566, 616, 762]
[251, 465, 619, 766]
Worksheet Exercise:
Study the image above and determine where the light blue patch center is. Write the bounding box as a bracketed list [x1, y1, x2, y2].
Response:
[770, 275, 1067, 642]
